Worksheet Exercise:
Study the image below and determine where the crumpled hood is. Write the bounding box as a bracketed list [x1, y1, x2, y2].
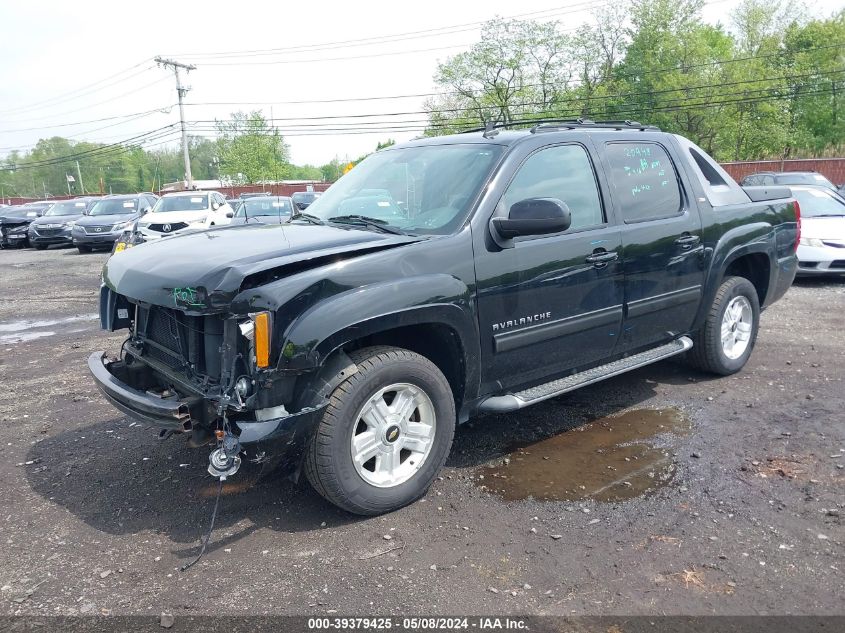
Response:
[102, 223, 421, 312]
[802, 216, 845, 240]
[0, 214, 37, 225]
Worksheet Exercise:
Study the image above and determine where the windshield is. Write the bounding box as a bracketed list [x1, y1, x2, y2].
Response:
[89, 198, 138, 216]
[236, 197, 293, 217]
[153, 194, 210, 212]
[304, 144, 504, 235]
[793, 188, 845, 217]
[46, 200, 88, 216]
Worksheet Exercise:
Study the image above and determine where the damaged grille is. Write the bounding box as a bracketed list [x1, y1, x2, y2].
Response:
[135, 305, 224, 381]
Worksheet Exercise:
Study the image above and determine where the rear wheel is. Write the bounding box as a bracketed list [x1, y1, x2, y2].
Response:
[305, 346, 456, 515]
[689, 276, 760, 375]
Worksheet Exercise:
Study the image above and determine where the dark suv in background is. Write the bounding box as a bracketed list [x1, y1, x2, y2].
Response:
[0, 202, 53, 248]
[291, 190, 322, 210]
[28, 197, 97, 250]
[73, 194, 157, 253]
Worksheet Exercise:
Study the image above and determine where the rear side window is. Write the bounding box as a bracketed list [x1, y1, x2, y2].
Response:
[502, 144, 604, 232]
[605, 142, 682, 222]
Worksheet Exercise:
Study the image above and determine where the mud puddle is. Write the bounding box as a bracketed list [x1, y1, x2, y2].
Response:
[0, 313, 98, 344]
[480, 408, 690, 502]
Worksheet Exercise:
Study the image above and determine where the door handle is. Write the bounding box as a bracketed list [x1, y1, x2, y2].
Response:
[585, 251, 619, 265]
[675, 234, 701, 249]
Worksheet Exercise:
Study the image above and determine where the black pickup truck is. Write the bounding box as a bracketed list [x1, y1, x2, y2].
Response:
[90, 121, 799, 515]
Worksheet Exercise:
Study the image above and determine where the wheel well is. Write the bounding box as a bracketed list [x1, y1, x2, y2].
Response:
[344, 324, 466, 409]
[724, 253, 770, 305]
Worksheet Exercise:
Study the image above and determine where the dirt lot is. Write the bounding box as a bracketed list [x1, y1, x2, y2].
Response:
[0, 245, 842, 616]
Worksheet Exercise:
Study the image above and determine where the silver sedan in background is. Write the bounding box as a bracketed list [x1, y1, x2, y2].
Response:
[793, 185, 845, 276]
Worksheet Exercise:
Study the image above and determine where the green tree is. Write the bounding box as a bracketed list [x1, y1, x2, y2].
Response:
[424, 18, 569, 134]
[215, 110, 291, 183]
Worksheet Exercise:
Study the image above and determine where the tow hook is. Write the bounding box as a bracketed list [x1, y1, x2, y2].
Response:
[207, 432, 241, 480]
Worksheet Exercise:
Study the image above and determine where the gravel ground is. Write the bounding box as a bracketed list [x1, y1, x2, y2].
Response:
[0, 245, 842, 616]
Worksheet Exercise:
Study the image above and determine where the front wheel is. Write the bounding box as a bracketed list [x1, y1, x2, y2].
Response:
[689, 276, 760, 375]
[305, 346, 456, 515]
[35, 243, 47, 251]
[76, 245, 92, 254]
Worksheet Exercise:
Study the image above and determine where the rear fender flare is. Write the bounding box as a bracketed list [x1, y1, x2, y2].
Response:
[696, 224, 774, 328]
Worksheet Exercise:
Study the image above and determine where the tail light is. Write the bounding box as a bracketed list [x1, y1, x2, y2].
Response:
[793, 199, 801, 252]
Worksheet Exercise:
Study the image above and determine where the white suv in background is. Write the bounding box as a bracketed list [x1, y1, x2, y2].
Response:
[136, 191, 233, 240]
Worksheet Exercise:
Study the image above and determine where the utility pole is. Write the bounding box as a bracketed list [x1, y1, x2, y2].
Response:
[76, 160, 84, 194]
[154, 56, 196, 190]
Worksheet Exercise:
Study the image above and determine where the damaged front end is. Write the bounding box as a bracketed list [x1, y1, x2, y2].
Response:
[89, 285, 330, 476]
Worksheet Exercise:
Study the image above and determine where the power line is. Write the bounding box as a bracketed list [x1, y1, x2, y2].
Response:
[7, 77, 839, 167]
[3, 125, 178, 170]
[197, 43, 475, 67]
[0, 105, 175, 136]
[1, 76, 171, 126]
[6, 58, 836, 138]
[177, 82, 842, 136]
[0, 108, 177, 152]
[0, 60, 153, 115]
[2, 83, 835, 176]
[167, 1, 608, 60]
[179, 45, 845, 109]
[185, 69, 844, 126]
[4, 69, 840, 168]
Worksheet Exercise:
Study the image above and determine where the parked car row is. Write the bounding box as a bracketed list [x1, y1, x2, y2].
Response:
[1, 190, 316, 254]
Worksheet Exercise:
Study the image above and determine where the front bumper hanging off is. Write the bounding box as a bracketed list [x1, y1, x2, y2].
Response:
[88, 352, 199, 430]
[87, 351, 326, 474]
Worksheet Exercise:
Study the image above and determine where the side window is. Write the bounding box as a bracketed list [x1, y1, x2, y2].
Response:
[502, 144, 604, 232]
[605, 142, 682, 223]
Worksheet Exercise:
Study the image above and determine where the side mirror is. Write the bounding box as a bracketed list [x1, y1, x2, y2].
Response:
[212, 202, 221, 210]
[225, 211, 234, 218]
[491, 198, 571, 243]
[294, 201, 307, 211]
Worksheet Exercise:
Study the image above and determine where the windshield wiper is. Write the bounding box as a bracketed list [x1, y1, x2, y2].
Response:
[329, 215, 408, 235]
[288, 211, 325, 225]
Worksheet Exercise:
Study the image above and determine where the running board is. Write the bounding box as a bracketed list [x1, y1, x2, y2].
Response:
[478, 336, 693, 413]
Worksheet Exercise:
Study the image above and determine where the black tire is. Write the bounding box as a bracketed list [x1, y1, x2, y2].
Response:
[76, 245, 91, 254]
[688, 276, 760, 375]
[305, 346, 456, 515]
[34, 244, 47, 251]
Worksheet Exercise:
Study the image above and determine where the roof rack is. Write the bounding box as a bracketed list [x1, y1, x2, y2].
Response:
[530, 119, 660, 133]
[460, 118, 660, 136]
